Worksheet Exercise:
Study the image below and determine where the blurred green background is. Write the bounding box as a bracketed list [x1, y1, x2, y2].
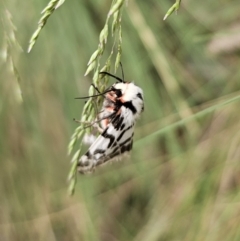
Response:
[1, 0, 240, 240]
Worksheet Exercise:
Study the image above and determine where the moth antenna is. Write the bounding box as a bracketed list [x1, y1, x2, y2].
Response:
[120, 62, 125, 82]
[75, 89, 111, 99]
[99, 72, 124, 83]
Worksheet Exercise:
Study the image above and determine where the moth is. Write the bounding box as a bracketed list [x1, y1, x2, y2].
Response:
[77, 71, 144, 174]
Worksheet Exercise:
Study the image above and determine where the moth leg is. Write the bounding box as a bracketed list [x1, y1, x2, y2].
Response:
[73, 119, 92, 125]
[92, 122, 104, 133]
[73, 118, 82, 123]
[91, 84, 101, 94]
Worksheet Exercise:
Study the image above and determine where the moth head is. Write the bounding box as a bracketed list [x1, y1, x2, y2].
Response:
[113, 82, 144, 115]
[110, 85, 122, 97]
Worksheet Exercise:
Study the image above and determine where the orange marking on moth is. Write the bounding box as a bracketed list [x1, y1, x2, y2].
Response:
[106, 91, 117, 102]
[102, 118, 109, 128]
[101, 107, 114, 129]
[106, 106, 114, 112]
[119, 83, 130, 103]
[116, 108, 122, 115]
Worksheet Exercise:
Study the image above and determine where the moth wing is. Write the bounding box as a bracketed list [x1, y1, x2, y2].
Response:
[104, 123, 134, 160]
[78, 115, 135, 174]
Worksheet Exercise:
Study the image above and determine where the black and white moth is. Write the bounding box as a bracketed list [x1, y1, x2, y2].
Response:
[77, 71, 144, 174]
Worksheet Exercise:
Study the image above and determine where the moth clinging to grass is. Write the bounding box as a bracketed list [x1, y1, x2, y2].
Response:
[76, 69, 144, 174]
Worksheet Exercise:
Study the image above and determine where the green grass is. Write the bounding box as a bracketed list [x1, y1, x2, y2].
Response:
[1, 0, 240, 240]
